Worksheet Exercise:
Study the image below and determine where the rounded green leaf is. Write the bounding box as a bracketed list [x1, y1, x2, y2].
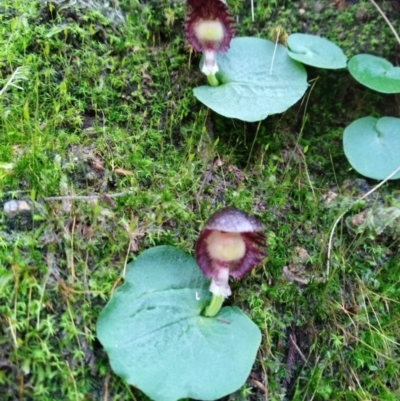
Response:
[348, 54, 400, 94]
[97, 246, 261, 401]
[194, 37, 308, 122]
[343, 116, 400, 180]
[287, 33, 347, 69]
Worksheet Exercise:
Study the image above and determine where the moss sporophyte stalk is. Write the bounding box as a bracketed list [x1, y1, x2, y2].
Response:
[195, 207, 267, 317]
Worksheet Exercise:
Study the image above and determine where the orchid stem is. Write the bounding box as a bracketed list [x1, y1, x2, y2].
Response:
[204, 294, 224, 317]
[207, 74, 219, 87]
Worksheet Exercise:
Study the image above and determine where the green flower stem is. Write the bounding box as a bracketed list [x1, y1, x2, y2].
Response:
[204, 294, 224, 317]
[207, 74, 219, 87]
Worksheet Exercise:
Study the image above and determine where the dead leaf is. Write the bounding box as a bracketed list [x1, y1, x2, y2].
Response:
[114, 168, 134, 176]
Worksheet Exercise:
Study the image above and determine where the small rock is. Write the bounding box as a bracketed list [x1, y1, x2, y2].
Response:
[295, 246, 310, 263]
[3, 200, 31, 218]
[322, 190, 338, 205]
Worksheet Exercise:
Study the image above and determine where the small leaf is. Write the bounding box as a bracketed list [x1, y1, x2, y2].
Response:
[287, 33, 347, 69]
[343, 116, 400, 180]
[194, 37, 308, 122]
[97, 246, 261, 401]
[348, 54, 400, 94]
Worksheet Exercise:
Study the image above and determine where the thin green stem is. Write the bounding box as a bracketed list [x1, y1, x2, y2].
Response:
[204, 294, 224, 317]
[207, 74, 219, 87]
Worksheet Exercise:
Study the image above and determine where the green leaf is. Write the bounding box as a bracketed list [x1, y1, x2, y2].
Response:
[287, 33, 347, 69]
[194, 37, 308, 122]
[343, 116, 400, 180]
[348, 54, 400, 94]
[97, 246, 261, 401]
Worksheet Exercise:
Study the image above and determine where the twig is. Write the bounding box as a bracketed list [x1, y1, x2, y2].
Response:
[326, 165, 400, 278]
[44, 190, 133, 201]
[369, 0, 400, 46]
[289, 333, 307, 363]
[284, 328, 299, 389]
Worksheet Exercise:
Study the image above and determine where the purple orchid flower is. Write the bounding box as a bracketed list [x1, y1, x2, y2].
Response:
[184, 0, 236, 76]
[195, 207, 266, 302]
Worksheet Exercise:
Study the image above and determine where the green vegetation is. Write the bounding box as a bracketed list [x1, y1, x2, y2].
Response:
[97, 245, 262, 401]
[344, 51, 400, 180]
[1, 0, 400, 400]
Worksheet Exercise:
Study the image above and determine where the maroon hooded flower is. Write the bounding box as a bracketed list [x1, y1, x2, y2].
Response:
[195, 207, 266, 298]
[184, 0, 236, 75]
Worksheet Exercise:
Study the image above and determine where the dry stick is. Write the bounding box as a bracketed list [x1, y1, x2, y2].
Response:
[289, 333, 307, 363]
[326, 165, 400, 279]
[44, 190, 133, 201]
[369, 0, 400, 46]
[258, 350, 269, 401]
[122, 237, 132, 278]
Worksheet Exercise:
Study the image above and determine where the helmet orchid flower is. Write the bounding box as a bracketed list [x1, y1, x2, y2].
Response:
[184, 0, 236, 83]
[195, 207, 266, 316]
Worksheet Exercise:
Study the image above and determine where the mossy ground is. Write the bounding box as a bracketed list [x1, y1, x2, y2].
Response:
[1, 0, 400, 400]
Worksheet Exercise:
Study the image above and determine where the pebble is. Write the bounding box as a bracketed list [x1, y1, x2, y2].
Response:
[3, 200, 31, 218]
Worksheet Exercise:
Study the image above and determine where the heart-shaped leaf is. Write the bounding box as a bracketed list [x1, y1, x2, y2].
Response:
[348, 54, 400, 94]
[287, 33, 347, 69]
[194, 37, 308, 122]
[343, 116, 400, 180]
[97, 246, 261, 401]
